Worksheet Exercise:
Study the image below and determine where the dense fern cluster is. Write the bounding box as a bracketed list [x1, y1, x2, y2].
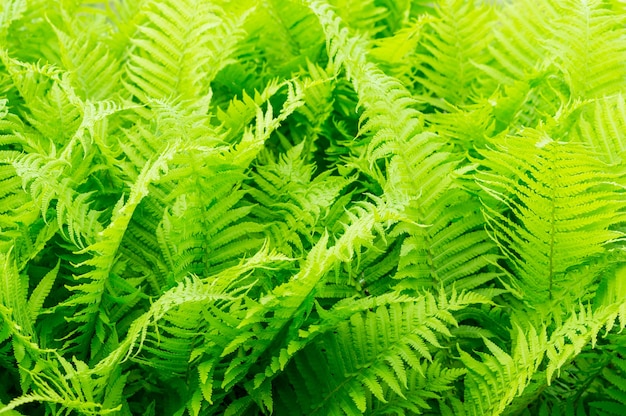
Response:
[0, 0, 625, 414]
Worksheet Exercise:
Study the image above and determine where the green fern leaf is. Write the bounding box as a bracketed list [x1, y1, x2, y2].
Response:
[27, 261, 58, 323]
[461, 325, 547, 416]
[481, 0, 558, 85]
[569, 95, 626, 165]
[50, 18, 123, 100]
[477, 128, 624, 313]
[545, 0, 626, 99]
[276, 292, 480, 415]
[414, 0, 495, 107]
[124, 0, 248, 111]
[247, 141, 351, 256]
[61, 143, 178, 358]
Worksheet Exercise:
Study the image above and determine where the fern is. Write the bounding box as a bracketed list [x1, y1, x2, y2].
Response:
[61, 144, 178, 359]
[1, 0, 626, 414]
[532, 331, 626, 416]
[480, 0, 558, 85]
[158, 160, 263, 282]
[369, 16, 431, 89]
[326, 0, 388, 37]
[464, 294, 626, 416]
[476, 127, 624, 316]
[246, 141, 351, 256]
[413, 0, 495, 107]
[308, 0, 500, 301]
[475, 0, 564, 132]
[545, 0, 626, 100]
[387, 137, 500, 294]
[50, 14, 123, 101]
[275, 297, 469, 415]
[0, 102, 44, 269]
[569, 95, 626, 165]
[124, 0, 247, 110]
[461, 324, 547, 416]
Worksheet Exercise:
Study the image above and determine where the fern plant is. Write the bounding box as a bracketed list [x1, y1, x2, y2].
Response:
[0, 0, 625, 415]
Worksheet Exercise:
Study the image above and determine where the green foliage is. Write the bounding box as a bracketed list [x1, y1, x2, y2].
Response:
[0, 0, 625, 415]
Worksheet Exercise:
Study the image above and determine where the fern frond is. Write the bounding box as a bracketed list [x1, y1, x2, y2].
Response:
[513, 333, 626, 415]
[545, 0, 626, 99]
[98, 101, 216, 297]
[0, 0, 61, 64]
[215, 79, 284, 142]
[512, 305, 626, 415]
[307, 8, 491, 317]
[155, 82, 307, 281]
[481, 0, 558, 85]
[247, 141, 351, 256]
[489, 67, 569, 134]
[307, 0, 429, 166]
[0, 1, 27, 60]
[547, 304, 617, 382]
[27, 261, 58, 324]
[11, 152, 104, 251]
[0, 111, 45, 267]
[124, 0, 249, 110]
[0, 253, 34, 340]
[309, 0, 500, 301]
[318, 234, 401, 299]
[60, 144, 179, 359]
[0, 55, 80, 149]
[113, 103, 204, 180]
[230, 80, 307, 167]
[97, 0, 151, 49]
[0, 353, 123, 416]
[275, 290, 484, 415]
[86, 247, 287, 412]
[58, 77, 130, 157]
[466, 2, 566, 133]
[376, 0, 427, 35]
[220, 0, 324, 94]
[461, 324, 547, 416]
[326, 0, 388, 36]
[210, 200, 399, 411]
[464, 262, 626, 416]
[120, 275, 237, 376]
[386, 134, 499, 294]
[370, 361, 466, 416]
[477, 128, 624, 313]
[158, 160, 263, 282]
[216, 231, 334, 399]
[413, 0, 495, 107]
[118, 82, 304, 298]
[50, 15, 123, 100]
[369, 16, 432, 89]
[279, 62, 337, 163]
[569, 95, 626, 165]
[424, 101, 496, 152]
[392, 187, 500, 294]
[0, 255, 61, 400]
